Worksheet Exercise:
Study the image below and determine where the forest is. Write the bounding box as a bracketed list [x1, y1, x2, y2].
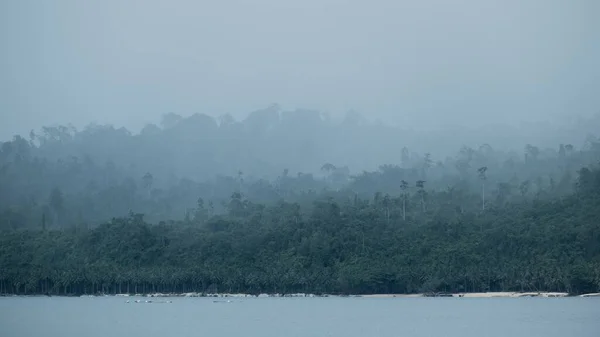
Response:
[1, 108, 600, 295]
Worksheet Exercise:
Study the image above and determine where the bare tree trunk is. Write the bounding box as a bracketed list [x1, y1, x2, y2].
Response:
[482, 182, 486, 211]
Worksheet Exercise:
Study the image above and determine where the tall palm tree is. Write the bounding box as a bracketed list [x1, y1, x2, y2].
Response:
[478, 167, 488, 211]
[400, 180, 409, 221]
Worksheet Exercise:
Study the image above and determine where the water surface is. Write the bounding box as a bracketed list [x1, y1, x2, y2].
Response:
[1, 296, 598, 337]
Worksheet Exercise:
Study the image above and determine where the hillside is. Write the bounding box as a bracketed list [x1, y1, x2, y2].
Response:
[1, 166, 599, 295]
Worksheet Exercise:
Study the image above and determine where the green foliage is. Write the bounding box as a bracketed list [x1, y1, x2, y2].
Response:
[1, 119, 600, 226]
[0, 167, 599, 296]
[1, 118, 600, 295]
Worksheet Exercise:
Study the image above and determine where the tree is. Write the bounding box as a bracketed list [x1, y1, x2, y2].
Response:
[565, 144, 574, 154]
[321, 163, 336, 173]
[401, 147, 410, 169]
[525, 144, 540, 163]
[2, 166, 600, 295]
[478, 167, 488, 211]
[496, 182, 512, 206]
[421, 154, 432, 178]
[559, 144, 566, 159]
[519, 180, 530, 198]
[455, 148, 474, 177]
[400, 180, 409, 221]
[416, 180, 426, 213]
[228, 192, 245, 217]
[142, 172, 153, 197]
[382, 194, 391, 224]
[193, 197, 208, 225]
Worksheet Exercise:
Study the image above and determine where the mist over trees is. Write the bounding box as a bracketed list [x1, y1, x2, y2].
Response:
[1, 161, 599, 296]
[1, 107, 600, 226]
[2, 0, 599, 299]
[1, 107, 600, 296]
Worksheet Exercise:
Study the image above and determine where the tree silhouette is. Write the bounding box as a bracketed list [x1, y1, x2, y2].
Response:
[400, 180, 409, 221]
[416, 180, 426, 213]
[477, 167, 488, 211]
[142, 172, 153, 197]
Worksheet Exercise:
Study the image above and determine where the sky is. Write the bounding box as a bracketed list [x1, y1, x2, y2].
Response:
[1, 0, 599, 139]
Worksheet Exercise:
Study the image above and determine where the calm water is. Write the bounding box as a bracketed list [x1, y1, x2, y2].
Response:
[1, 296, 598, 337]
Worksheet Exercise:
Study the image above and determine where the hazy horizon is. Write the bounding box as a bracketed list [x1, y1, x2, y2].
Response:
[3, 4, 600, 336]
[2, 0, 599, 139]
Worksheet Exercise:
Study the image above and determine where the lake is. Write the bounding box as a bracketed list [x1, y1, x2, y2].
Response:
[1, 296, 598, 337]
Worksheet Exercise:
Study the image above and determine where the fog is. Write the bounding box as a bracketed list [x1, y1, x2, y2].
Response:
[2, 0, 599, 138]
[2, 0, 600, 222]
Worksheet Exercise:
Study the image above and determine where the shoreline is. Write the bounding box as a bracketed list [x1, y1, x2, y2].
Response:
[360, 292, 573, 298]
[3, 291, 598, 298]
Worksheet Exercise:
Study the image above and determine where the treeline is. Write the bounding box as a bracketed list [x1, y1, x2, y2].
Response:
[2, 120, 600, 227]
[1, 166, 599, 296]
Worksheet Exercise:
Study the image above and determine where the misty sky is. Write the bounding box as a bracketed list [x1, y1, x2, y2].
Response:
[1, 0, 599, 139]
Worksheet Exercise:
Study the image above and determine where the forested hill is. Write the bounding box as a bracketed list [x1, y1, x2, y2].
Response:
[1, 111, 600, 227]
[1, 111, 599, 295]
[1, 166, 599, 296]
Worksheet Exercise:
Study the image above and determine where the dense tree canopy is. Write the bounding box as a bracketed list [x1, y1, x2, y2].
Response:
[0, 165, 599, 296]
[1, 111, 599, 295]
[1, 111, 599, 226]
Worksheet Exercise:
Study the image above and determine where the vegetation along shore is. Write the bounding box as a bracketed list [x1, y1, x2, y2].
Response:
[1, 116, 599, 296]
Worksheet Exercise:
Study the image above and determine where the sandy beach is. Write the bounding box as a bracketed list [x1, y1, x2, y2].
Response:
[359, 292, 571, 298]
[139, 291, 572, 298]
[360, 294, 424, 298]
[10, 289, 596, 299]
[456, 292, 569, 298]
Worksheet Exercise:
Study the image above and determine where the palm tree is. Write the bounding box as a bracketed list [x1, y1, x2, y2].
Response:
[382, 194, 391, 224]
[421, 154, 432, 178]
[321, 163, 336, 172]
[478, 167, 488, 211]
[400, 180, 409, 221]
[320, 163, 337, 185]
